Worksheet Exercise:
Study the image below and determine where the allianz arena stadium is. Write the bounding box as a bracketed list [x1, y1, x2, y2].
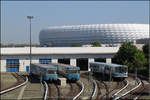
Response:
[39, 24, 149, 47]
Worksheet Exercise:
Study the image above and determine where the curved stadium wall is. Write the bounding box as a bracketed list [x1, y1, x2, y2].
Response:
[39, 24, 149, 47]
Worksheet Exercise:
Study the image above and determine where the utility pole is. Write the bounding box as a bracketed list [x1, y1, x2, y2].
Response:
[27, 16, 34, 72]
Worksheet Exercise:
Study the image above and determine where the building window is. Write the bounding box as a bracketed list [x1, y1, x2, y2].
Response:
[39, 59, 51, 64]
[6, 59, 19, 72]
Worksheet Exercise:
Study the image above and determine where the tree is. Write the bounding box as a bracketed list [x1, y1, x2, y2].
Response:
[114, 42, 137, 64]
[72, 43, 81, 47]
[142, 43, 149, 76]
[91, 41, 102, 47]
[133, 50, 147, 71]
[114, 42, 147, 73]
[142, 43, 149, 59]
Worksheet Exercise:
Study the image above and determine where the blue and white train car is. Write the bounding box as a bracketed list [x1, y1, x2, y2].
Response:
[49, 63, 80, 81]
[90, 62, 128, 80]
[30, 63, 58, 81]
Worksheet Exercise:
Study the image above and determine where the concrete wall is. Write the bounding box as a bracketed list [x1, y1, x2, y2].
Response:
[52, 59, 58, 63]
[1, 55, 113, 72]
[88, 58, 95, 71]
[70, 59, 76, 66]
[106, 58, 112, 63]
[1, 47, 118, 72]
[0, 60, 6, 72]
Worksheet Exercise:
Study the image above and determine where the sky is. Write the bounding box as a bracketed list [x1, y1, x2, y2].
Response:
[1, 1, 149, 43]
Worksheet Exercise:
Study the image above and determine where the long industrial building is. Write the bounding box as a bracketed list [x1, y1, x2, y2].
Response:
[1, 47, 119, 72]
[39, 24, 149, 47]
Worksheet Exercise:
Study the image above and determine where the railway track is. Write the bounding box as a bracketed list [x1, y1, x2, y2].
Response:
[137, 82, 150, 99]
[124, 80, 145, 99]
[127, 73, 150, 99]
[12, 73, 26, 83]
[47, 82, 61, 100]
[92, 73, 126, 100]
[0, 73, 27, 95]
[79, 72, 95, 99]
[96, 81, 124, 100]
[65, 82, 82, 99]
[122, 78, 149, 99]
[112, 77, 141, 100]
[96, 80, 109, 100]
[46, 81, 83, 100]
[79, 72, 125, 100]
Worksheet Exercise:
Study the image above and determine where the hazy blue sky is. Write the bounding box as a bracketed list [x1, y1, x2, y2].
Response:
[1, 1, 149, 43]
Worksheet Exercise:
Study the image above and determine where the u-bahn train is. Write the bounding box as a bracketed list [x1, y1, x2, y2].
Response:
[90, 62, 128, 80]
[30, 63, 58, 81]
[49, 63, 80, 81]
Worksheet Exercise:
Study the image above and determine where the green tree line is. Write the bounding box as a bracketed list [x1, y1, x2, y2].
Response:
[113, 42, 149, 77]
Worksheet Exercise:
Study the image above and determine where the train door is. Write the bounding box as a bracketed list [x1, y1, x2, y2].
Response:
[77, 58, 88, 70]
[58, 59, 70, 65]
[95, 58, 106, 62]
[6, 59, 19, 72]
[26, 66, 30, 72]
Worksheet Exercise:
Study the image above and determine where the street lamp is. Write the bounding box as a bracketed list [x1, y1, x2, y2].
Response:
[27, 16, 33, 71]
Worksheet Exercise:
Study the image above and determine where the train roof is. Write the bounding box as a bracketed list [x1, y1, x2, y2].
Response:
[90, 62, 127, 68]
[49, 63, 80, 70]
[31, 63, 57, 70]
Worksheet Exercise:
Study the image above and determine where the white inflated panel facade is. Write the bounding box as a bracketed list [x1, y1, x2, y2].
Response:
[39, 24, 149, 47]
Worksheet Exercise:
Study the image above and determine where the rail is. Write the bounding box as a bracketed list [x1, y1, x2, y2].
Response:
[112, 80, 129, 99]
[114, 78, 142, 100]
[0, 76, 28, 95]
[43, 81, 48, 100]
[90, 79, 97, 99]
[73, 81, 84, 100]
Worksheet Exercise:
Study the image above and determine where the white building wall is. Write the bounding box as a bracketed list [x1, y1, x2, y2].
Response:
[0, 60, 6, 72]
[19, 60, 25, 72]
[70, 59, 76, 66]
[52, 59, 58, 63]
[88, 58, 95, 71]
[19, 59, 30, 72]
[106, 58, 112, 63]
[1, 47, 118, 72]
[31, 59, 39, 63]
[31, 56, 39, 63]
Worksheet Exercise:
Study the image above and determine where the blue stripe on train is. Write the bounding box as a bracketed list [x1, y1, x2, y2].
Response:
[43, 74, 58, 80]
[67, 74, 80, 80]
[112, 73, 128, 77]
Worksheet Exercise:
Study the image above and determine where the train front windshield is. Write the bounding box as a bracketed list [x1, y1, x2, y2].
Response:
[115, 66, 127, 73]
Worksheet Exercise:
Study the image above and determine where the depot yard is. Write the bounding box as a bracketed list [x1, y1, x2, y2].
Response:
[0, 72, 17, 90]
[79, 71, 94, 99]
[0, 71, 150, 100]
[0, 72, 44, 100]
[21, 75, 44, 99]
[1, 85, 23, 99]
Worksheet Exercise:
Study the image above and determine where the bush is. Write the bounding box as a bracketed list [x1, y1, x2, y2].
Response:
[91, 41, 102, 47]
[72, 44, 81, 47]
